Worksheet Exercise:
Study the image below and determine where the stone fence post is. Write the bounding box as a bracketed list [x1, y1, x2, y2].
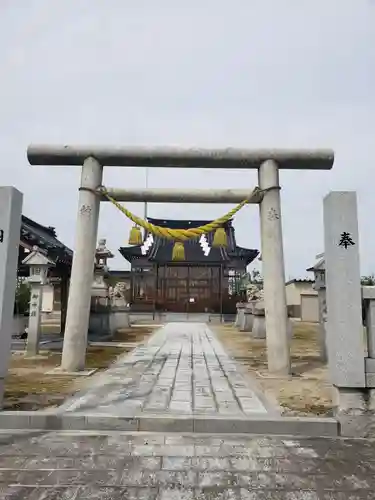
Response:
[241, 303, 255, 333]
[235, 303, 246, 329]
[311, 264, 328, 363]
[362, 287, 375, 410]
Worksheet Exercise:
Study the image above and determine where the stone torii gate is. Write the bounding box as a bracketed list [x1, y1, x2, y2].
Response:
[27, 145, 334, 375]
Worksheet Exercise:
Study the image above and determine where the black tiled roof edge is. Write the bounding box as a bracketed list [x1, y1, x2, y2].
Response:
[147, 237, 228, 263]
[147, 217, 233, 230]
[20, 215, 73, 265]
[119, 243, 258, 265]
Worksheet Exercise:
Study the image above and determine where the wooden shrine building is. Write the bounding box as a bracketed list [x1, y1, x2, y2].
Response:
[119, 218, 258, 314]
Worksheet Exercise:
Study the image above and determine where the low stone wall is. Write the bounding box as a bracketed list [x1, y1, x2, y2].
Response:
[235, 302, 293, 340]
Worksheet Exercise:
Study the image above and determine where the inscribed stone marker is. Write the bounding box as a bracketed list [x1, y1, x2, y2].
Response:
[0, 187, 23, 406]
[323, 191, 365, 388]
[26, 285, 43, 355]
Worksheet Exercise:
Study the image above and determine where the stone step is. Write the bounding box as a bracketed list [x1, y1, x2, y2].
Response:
[0, 411, 339, 437]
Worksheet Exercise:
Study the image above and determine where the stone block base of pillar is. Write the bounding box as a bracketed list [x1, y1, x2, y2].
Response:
[249, 312, 292, 341]
[333, 387, 368, 415]
[234, 303, 246, 327]
[334, 387, 375, 437]
[241, 311, 253, 332]
[368, 389, 375, 412]
[110, 308, 130, 334]
[252, 314, 266, 339]
[237, 308, 246, 330]
[234, 313, 239, 327]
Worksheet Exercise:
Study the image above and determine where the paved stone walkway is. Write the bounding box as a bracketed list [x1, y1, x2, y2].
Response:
[0, 430, 375, 498]
[61, 323, 270, 417]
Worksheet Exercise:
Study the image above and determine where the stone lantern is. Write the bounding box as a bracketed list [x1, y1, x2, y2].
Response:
[312, 265, 326, 292]
[22, 246, 55, 356]
[91, 238, 114, 301]
[89, 239, 115, 336]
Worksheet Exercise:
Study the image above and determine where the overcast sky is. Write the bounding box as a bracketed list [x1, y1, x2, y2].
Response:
[1, 1, 374, 277]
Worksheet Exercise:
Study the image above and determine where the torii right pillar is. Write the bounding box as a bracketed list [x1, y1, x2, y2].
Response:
[258, 160, 290, 375]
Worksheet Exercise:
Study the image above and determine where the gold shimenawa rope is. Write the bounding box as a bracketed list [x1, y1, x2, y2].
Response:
[99, 186, 261, 241]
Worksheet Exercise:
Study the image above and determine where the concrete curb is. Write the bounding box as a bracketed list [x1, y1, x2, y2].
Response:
[44, 368, 97, 377]
[0, 411, 340, 437]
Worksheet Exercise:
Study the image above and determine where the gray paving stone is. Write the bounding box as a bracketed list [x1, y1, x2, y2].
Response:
[171, 391, 192, 402]
[158, 488, 195, 500]
[145, 470, 198, 487]
[144, 402, 169, 412]
[3, 488, 82, 500]
[132, 445, 160, 456]
[195, 457, 231, 471]
[162, 457, 193, 470]
[79, 486, 141, 499]
[169, 402, 192, 413]
[162, 445, 195, 457]
[59, 323, 269, 418]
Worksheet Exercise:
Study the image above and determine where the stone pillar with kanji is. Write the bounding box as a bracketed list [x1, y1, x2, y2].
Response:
[22, 246, 55, 356]
[324, 191, 366, 413]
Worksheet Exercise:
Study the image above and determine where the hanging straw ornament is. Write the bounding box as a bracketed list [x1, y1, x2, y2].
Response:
[172, 241, 185, 261]
[128, 225, 142, 245]
[212, 226, 227, 247]
[99, 186, 252, 248]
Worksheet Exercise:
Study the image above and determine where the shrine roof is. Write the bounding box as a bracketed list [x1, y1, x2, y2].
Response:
[119, 218, 258, 265]
[146, 217, 233, 230]
[19, 216, 73, 268]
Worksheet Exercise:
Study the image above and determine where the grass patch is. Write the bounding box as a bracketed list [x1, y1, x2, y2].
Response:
[4, 346, 129, 411]
[4, 323, 157, 411]
[214, 321, 334, 417]
[112, 325, 159, 343]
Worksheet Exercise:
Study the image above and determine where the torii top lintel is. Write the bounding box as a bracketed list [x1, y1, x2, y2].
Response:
[27, 145, 334, 170]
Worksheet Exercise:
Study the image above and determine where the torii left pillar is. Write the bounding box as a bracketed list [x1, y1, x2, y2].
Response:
[61, 157, 102, 371]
